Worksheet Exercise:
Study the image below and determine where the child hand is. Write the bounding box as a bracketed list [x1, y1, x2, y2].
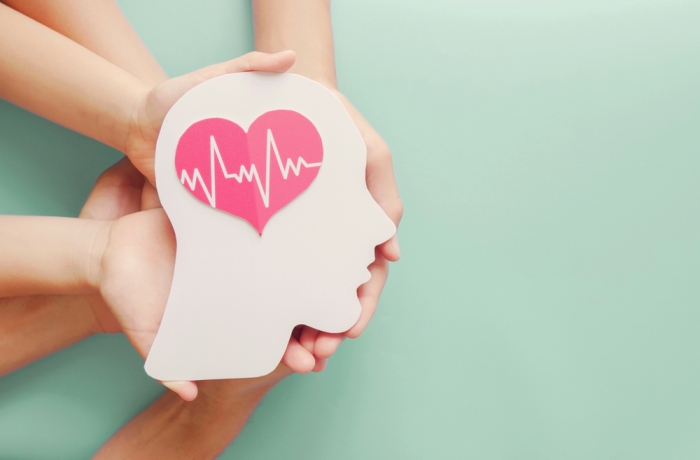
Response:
[96, 207, 328, 400]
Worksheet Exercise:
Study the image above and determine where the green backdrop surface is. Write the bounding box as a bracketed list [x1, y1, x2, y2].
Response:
[1, 0, 699, 458]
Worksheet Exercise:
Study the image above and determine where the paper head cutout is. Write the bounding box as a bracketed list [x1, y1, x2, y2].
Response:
[175, 111, 323, 234]
[146, 72, 396, 381]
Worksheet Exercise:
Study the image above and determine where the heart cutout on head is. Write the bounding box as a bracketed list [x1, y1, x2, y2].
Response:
[175, 110, 323, 234]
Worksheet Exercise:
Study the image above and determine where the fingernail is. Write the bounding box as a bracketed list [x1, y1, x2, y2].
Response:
[391, 235, 401, 259]
[163, 380, 198, 401]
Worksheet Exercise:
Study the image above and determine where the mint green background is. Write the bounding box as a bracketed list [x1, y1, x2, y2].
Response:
[1, 0, 699, 458]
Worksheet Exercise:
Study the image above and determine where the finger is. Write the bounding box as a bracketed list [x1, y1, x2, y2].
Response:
[162, 380, 198, 401]
[366, 143, 403, 262]
[299, 326, 320, 353]
[346, 253, 389, 339]
[313, 332, 345, 359]
[379, 234, 401, 262]
[340, 100, 403, 261]
[312, 358, 327, 373]
[193, 50, 296, 82]
[291, 325, 303, 341]
[280, 337, 315, 374]
[79, 157, 144, 220]
[141, 181, 162, 210]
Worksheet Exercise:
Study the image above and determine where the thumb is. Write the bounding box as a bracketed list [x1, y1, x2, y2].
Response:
[136, 51, 297, 185]
[165, 51, 296, 103]
[191, 50, 296, 81]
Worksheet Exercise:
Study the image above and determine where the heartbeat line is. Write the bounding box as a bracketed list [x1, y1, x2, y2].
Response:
[180, 129, 322, 208]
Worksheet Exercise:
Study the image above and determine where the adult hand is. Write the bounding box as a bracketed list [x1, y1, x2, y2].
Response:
[94, 364, 294, 459]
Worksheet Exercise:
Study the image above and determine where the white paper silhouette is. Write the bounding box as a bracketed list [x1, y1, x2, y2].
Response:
[145, 72, 396, 381]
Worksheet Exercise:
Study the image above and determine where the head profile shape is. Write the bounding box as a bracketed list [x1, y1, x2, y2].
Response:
[145, 72, 395, 381]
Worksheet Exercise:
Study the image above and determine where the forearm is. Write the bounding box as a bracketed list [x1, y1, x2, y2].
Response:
[0, 3, 149, 152]
[252, 0, 337, 88]
[3, 0, 168, 86]
[0, 216, 109, 297]
[0, 294, 98, 376]
[94, 381, 272, 459]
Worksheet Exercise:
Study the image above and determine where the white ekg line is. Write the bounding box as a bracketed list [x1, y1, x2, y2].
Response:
[180, 129, 322, 208]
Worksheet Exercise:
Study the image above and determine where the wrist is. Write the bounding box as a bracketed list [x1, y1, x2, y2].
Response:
[108, 82, 150, 155]
[82, 220, 113, 292]
[196, 371, 286, 406]
[95, 381, 273, 459]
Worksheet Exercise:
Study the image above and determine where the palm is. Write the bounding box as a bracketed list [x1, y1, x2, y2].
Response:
[99, 209, 176, 359]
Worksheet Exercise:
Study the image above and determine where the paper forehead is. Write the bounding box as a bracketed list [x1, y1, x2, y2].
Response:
[155, 71, 366, 217]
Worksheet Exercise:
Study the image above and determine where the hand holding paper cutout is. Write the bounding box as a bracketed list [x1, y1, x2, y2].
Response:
[77, 159, 329, 401]
[96, 207, 332, 398]
[145, 72, 396, 381]
[278, 91, 405, 360]
[124, 51, 297, 185]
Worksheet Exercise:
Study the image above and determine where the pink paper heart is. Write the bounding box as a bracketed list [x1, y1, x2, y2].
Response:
[175, 110, 323, 234]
